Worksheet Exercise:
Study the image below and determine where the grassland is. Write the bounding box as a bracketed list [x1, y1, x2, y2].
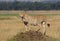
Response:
[0, 10, 60, 41]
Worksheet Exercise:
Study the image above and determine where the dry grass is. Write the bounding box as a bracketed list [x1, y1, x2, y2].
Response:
[0, 10, 60, 41]
[0, 10, 60, 14]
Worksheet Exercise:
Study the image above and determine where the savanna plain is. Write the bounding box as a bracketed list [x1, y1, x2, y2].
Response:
[0, 10, 60, 41]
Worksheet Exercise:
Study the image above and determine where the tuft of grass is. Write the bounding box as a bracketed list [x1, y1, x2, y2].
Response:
[7, 31, 60, 41]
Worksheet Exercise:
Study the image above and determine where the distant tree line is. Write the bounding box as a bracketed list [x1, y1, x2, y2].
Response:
[0, 1, 60, 10]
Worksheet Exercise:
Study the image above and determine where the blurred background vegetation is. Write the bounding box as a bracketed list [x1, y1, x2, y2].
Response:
[0, 1, 60, 10]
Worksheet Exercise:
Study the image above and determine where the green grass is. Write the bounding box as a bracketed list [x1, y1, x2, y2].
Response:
[0, 14, 19, 16]
[28, 14, 60, 16]
[0, 13, 60, 17]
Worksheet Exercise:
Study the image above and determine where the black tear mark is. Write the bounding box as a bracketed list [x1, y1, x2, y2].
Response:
[23, 21, 28, 26]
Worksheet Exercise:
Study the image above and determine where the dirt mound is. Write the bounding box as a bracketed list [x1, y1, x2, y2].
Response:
[11, 30, 48, 41]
